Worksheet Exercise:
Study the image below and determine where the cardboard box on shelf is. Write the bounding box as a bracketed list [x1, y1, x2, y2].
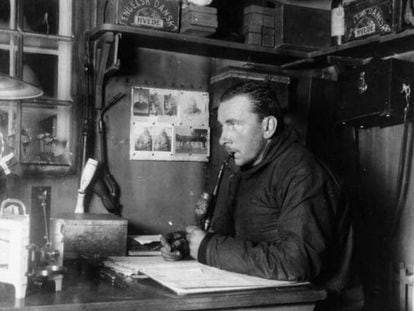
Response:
[99, 0, 180, 32]
[180, 4, 218, 37]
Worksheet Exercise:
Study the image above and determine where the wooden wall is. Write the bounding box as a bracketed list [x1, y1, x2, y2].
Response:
[88, 47, 213, 234]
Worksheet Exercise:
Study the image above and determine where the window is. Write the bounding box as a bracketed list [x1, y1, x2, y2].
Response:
[0, 0, 73, 170]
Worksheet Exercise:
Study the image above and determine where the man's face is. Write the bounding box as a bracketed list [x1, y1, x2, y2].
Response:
[218, 94, 268, 167]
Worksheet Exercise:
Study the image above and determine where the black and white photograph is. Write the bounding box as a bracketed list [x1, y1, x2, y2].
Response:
[133, 125, 152, 151]
[153, 126, 172, 152]
[2, 1, 413, 310]
[130, 86, 209, 161]
[132, 87, 150, 116]
[175, 127, 209, 155]
[163, 93, 177, 117]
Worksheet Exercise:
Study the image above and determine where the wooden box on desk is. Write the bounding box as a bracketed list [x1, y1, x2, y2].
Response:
[274, 3, 331, 50]
[98, 0, 180, 32]
[50, 213, 128, 259]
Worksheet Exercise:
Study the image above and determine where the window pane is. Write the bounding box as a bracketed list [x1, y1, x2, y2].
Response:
[0, 49, 9, 74]
[21, 102, 72, 166]
[22, 0, 59, 35]
[0, 102, 17, 157]
[23, 53, 58, 98]
[0, 0, 10, 29]
[24, 35, 59, 50]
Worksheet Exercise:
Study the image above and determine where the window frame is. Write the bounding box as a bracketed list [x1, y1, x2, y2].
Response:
[0, 0, 76, 174]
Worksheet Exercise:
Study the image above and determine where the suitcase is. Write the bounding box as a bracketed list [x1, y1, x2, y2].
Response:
[338, 58, 414, 128]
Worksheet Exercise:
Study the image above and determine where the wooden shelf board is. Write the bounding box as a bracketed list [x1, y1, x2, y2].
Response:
[89, 24, 414, 69]
[307, 28, 414, 63]
[89, 24, 309, 66]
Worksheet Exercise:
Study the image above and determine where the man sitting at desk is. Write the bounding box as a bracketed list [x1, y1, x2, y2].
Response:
[161, 81, 363, 311]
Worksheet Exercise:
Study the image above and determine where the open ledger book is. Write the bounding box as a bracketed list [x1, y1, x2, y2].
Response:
[103, 256, 309, 295]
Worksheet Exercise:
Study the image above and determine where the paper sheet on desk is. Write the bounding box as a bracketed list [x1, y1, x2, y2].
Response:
[105, 256, 309, 295]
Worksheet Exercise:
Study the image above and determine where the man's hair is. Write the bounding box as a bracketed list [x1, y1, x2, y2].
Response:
[220, 81, 284, 125]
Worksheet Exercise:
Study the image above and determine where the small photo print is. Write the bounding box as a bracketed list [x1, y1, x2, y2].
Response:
[153, 126, 172, 152]
[132, 88, 150, 116]
[149, 93, 163, 116]
[163, 93, 178, 117]
[134, 126, 152, 151]
[178, 92, 209, 125]
[175, 127, 209, 155]
[182, 97, 203, 116]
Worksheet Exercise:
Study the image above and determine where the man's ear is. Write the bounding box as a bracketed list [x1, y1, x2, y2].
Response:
[262, 116, 278, 139]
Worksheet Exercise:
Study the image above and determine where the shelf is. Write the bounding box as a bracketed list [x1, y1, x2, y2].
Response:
[89, 24, 414, 70]
[88, 24, 309, 67]
[306, 28, 414, 67]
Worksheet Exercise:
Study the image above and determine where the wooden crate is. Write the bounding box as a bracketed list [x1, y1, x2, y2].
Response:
[180, 4, 217, 36]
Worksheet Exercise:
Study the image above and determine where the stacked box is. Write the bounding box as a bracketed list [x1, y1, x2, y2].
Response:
[100, 0, 180, 33]
[242, 4, 276, 47]
[180, 4, 218, 37]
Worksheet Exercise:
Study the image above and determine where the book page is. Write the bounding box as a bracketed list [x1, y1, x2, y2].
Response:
[105, 256, 308, 295]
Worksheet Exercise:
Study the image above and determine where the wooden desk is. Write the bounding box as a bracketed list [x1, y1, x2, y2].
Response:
[0, 261, 326, 311]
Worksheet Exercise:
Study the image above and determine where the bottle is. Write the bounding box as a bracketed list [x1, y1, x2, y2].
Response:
[331, 0, 345, 46]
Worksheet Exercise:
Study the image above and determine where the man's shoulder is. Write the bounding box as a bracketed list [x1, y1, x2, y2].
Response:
[271, 142, 336, 182]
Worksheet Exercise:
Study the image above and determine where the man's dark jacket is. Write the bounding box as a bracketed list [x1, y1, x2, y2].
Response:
[198, 127, 353, 292]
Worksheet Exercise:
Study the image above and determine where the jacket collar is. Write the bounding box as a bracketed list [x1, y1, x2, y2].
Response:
[239, 126, 299, 177]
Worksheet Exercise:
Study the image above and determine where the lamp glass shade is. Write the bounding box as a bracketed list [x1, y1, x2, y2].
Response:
[0, 73, 43, 100]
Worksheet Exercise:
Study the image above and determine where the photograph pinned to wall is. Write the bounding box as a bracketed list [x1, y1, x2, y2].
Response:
[131, 87, 209, 124]
[133, 124, 153, 152]
[132, 88, 150, 116]
[178, 91, 209, 126]
[130, 86, 210, 162]
[149, 92, 163, 116]
[131, 122, 174, 161]
[153, 126, 172, 152]
[163, 93, 178, 117]
[174, 126, 209, 161]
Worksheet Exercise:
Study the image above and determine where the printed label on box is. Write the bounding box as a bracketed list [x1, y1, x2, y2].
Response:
[118, 0, 179, 32]
[345, 1, 392, 41]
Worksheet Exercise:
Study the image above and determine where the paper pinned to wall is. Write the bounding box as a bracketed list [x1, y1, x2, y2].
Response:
[104, 256, 308, 295]
[130, 87, 210, 162]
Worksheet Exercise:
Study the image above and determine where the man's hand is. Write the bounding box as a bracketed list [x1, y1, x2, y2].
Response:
[160, 231, 189, 261]
[185, 225, 207, 260]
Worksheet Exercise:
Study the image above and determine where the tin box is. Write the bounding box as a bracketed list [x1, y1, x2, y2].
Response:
[100, 0, 180, 32]
[50, 213, 128, 259]
[180, 4, 218, 36]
